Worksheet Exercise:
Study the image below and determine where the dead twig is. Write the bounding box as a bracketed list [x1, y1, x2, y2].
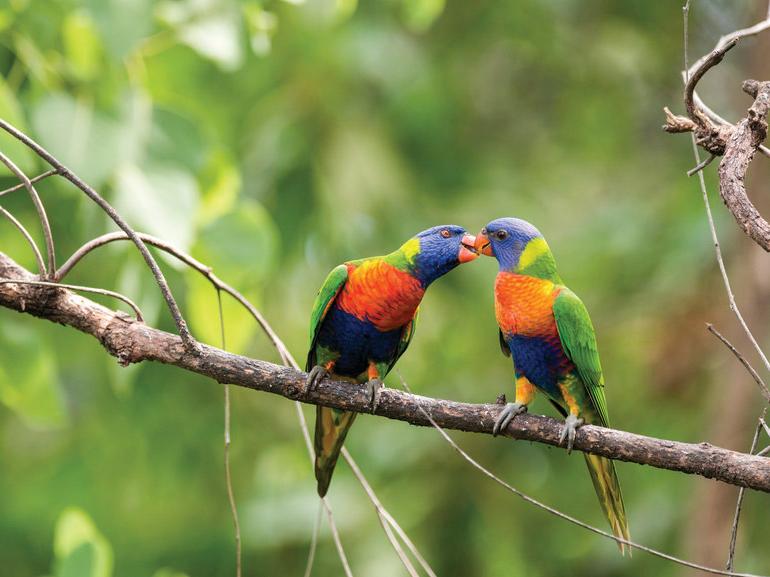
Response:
[0, 118, 197, 351]
[0, 206, 47, 277]
[0, 151, 55, 278]
[0, 278, 143, 321]
[726, 409, 766, 571]
[0, 168, 59, 199]
[706, 323, 770, 402]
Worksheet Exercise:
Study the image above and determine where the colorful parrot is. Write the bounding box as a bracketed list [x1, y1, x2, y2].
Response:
[474, 217, 630, 552]
[306, 225, 479, 497]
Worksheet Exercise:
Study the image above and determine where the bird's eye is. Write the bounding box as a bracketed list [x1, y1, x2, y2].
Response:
[495, 230, 508, 240]
[440, 229, 451, 238]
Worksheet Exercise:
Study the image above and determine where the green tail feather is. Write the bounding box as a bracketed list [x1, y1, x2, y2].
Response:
[314, 406, 357, 497]
[583, 453, 631, 555]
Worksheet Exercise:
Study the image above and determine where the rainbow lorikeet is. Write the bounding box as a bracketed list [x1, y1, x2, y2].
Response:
[306, 225, 479, 497]
[475, 217, 630, 552]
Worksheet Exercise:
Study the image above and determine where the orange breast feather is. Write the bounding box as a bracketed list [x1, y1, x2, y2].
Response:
[495, 272, 560, 337]
[336, 261, 424, 332]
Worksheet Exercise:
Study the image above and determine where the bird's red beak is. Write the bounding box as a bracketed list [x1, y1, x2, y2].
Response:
[458, 233, 479, 263]
[474, 231, 493, 256]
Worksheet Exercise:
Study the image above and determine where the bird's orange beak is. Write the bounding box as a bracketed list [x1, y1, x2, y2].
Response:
[474, 231, 493, 256]
[458, 233, 479, 263]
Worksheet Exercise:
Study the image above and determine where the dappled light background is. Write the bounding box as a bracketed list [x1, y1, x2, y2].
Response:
[1, 0, 769, 576]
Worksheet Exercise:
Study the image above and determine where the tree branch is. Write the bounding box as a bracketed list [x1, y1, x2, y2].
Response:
[2, 250, 770, 493]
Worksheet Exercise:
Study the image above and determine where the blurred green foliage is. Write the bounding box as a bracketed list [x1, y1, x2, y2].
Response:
[1, 0, 768, 576]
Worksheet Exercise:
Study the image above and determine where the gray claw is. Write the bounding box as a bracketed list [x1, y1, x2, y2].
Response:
[306, 365, 329, 397]
[366, 378, 384, 413]
[559, 414, 584, 453]
[492, 402, 527, 436]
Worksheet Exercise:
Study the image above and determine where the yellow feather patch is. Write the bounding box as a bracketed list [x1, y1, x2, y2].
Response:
[518, 237, 549, 270]
[400, 238, 420, 263]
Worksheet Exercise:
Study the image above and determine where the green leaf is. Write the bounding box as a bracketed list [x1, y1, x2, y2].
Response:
[0, 321, 66, 429]
[53, 508, 113, 577]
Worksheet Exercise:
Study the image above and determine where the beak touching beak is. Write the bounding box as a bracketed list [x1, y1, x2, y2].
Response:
[474, 232, 493, 256]
[458, 233, 479, 263]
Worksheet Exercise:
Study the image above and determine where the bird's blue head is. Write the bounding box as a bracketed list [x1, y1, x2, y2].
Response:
[475, 218, 559, 279]
[400, 224, 478, 286]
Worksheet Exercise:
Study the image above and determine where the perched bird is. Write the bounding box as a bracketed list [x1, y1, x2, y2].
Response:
[306, 225, 479, 497]
[475, 217, 630, 552]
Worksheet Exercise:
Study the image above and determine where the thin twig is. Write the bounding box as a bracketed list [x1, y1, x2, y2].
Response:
[343, 446, 428, 577]
[217, 289, 242, 577]
[303, 502, 322, 577]
[397, 374, 766, 577]
[0, 151, 55, 278]
[0, 206, 47, 277]
[726, 409, 766, 571]
[761, 417, 770, 440]
[323, 500, 354, 577]
[757, 445, 770, 457]
[0, 168, 58, 198]
[0, 278, 143, 320]
[688, 153, 716, 176]
[0, 118, 197, 350]
[706, 323, 770, 402]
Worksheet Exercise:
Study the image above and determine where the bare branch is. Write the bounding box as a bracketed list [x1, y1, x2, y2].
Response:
[0, 150, 55, 278]
[0, 206, 47, 277]
[707, 323, 770, 402]
[718, 79, 770, 251]
[726, 409, 766, 572]
[0, 118, 197, 350]
[0, 168, 58, 199]
[0, 279, 143, 321]
[2, 252, 770, 495]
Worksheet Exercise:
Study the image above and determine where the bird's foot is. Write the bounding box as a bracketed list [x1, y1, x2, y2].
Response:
[365, 378, 384, 413]
[493, 402, 527, 436]
[305, 365, 329, 397]
[559, 414, 584, 453]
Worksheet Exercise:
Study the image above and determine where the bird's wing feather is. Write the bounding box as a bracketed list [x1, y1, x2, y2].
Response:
[552, 288, 610, 426]
[498, 329, 511, 357]
[306, 264, 348, 371]
[385, 307, 419, 376]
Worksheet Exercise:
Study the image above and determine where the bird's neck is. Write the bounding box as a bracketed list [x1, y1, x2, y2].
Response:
[501, 238, 562, 283]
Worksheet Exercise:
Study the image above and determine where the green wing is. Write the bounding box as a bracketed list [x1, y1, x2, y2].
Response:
[385, 307, 419, 376]
[552, 288, 610, 427]
[306, 264, 348, 371]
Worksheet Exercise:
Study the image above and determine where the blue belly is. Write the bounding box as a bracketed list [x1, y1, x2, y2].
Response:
[315, 305, 404, 378]
[506, 334, 565, 399]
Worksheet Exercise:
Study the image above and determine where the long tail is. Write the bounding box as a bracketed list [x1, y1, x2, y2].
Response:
[583, 453, 631, 555]
[314, 406, 357, 497]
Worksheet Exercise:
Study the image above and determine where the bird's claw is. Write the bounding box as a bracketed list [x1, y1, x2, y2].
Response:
[305, 365, 329, 397]
[492, 402, 527, 436]
[559, 414, 584, 453]
[366, 378, 384, 413]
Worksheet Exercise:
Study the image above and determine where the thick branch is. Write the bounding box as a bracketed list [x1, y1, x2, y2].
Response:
[2, 251, 770, 493]
[718, 80, 770, 251]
